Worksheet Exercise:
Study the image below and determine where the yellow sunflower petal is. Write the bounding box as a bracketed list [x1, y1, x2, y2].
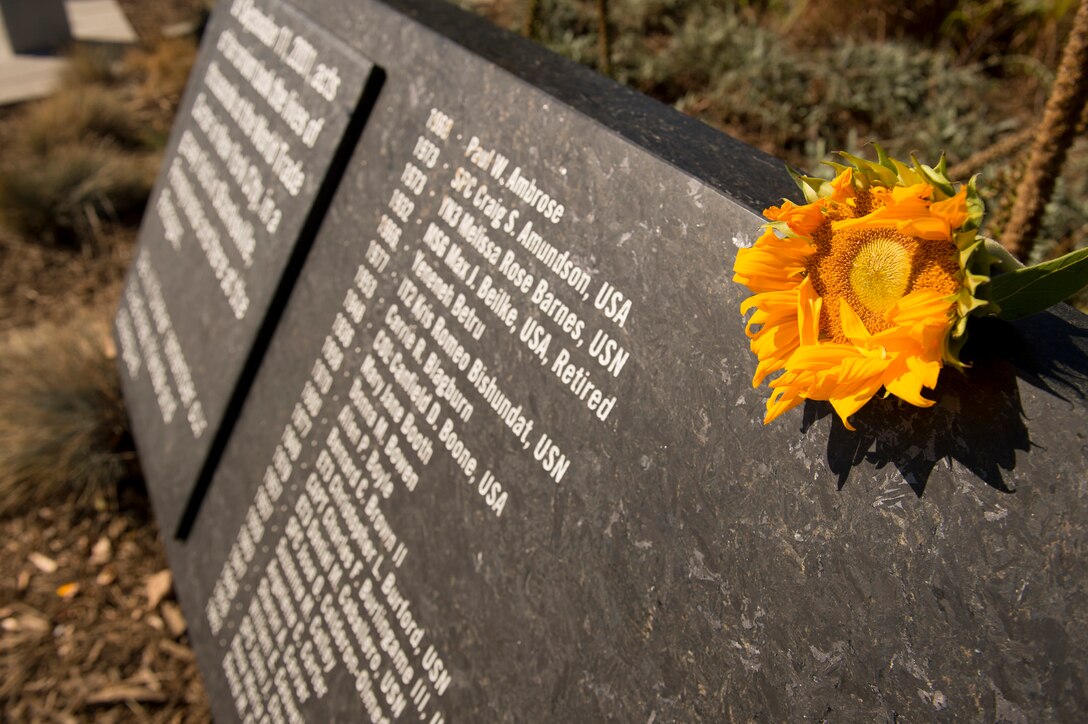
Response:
[797, 277, 822, 347]
[882, 366, 936, 408]
[838, 299, 874, 346]
[889, 182, 933, 204]
[735, 150, 985, 429]
[765, 199, 825, 236]
[828, 168, 855, 201]
[764, 386, 806, 425]
[751, 324, 801, 386]
[829, 389, 876, 430]
[896, 216, 951, 241]
[733, 231, 811, 293]
[905, 354, 942, 391]
[929, 186, 968, 229]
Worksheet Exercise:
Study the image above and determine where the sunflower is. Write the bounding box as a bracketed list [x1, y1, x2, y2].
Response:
[733, 149, 992, 430]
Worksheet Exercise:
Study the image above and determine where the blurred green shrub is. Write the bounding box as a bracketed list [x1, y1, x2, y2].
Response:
[610, 5, 1009, 168]
[476, 0, 1084, 306]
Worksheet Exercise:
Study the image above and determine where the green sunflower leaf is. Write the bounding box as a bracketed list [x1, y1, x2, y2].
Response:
[987, 246, 1088, 320]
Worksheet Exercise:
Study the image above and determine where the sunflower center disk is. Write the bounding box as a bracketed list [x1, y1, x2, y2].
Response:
[849, 238, 911, 316]
[808, 225, 959, 343]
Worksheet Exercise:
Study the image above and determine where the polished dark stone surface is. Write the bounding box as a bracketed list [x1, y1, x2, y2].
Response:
[128, 0, 1088, 720]
[114, 0, 377, 535]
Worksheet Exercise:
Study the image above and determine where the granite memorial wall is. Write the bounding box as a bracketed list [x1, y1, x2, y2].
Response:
[117, 0, 1088, 720]
[115, 0, 381, 535]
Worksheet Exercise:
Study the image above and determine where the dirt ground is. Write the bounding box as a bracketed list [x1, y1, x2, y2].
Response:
[1, 1, 213, 721]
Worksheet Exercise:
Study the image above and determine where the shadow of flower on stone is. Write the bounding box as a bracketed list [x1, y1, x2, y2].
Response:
[801, 305, 1088, 495]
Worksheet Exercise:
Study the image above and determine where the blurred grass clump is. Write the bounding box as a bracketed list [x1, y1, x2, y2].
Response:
[463, 0, 1086, 307]
[0, 143, 156, 244]
[125, 36, 200, 142]
[0, 37, 197, 248]
[19, 85, 148, 155]
[0, 32, 199, 513]
[0, 312, 135, 518]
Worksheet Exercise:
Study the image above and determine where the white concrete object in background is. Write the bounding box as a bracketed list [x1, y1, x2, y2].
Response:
[0, 0, 71, 55]
[0, 0, 137, 106]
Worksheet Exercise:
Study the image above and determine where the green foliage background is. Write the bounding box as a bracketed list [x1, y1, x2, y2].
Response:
[455, 0, 1088, 307]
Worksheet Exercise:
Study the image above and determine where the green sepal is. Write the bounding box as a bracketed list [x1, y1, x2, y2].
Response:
[911, 153, 956, 199]
[944, 329, 970, 371]
[962, 175, 984, 232]
[873, 144, 899, 177]
[958, 238, 992, 293]
[837, 151, 897, 187]
[943, 233, 999, 367]
[934, 153, 949, 178]
[891, 158, 921, 185]
[787, 165, 825, 203]
[985, 245, 1088, 321]
[764, 220, 795, 236]
[821, 160, 853, 180]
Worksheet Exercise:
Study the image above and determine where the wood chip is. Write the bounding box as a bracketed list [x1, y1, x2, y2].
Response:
[28, 552, 58, 573]
[101, 333, 117, 360]
[90, 537, 112, 566]
[96, 568, 116, 586]
[23, 679, 54, 693]
[107, 518, 127, 539]
[17, 570, 30, 591]
[85, 684, 167, 705]
[145, 570, 173, 610]
[130, 668, 162, 690]
[158, 639, 195, 663]
[7, 612, 50, 634]
[85, 639, 106, 667]
[56, 583, 80, 600]
[160, 602, 187, 638]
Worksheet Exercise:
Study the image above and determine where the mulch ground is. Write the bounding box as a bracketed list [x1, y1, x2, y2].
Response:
[0, 497, 211, 722]
[0, 230, 134, 335]
[1, 0, 212, 720]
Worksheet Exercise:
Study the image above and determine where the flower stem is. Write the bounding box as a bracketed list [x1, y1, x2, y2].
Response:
[984, 237, 1025, 274]
[523, 0, 541, 39]
[597, 0, 612, 77]
[1002, 0, 1088, 260]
